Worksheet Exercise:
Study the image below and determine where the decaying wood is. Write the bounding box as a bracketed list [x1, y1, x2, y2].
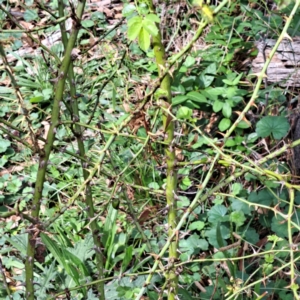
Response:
[252, 37, 300, 87]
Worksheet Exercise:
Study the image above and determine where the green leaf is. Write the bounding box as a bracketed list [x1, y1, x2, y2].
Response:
[222, 73, 243, 86]
[199, 63, 216, 88]
[229, 197, 251, 215]
[249, 189, 274, 206]
[189, 221, 205, 231]
[24, 9, 38, 21]
[121, 245, 133, 272]
[229, 211, 246, 227]
[187, 91, 207, 103]
[148, 182, 159, 189]
[231, 183, 243, 195]
[224, 86, 237, 98]
[122, 3, 136, 16]
[256, 116, 289, 139]
[218, 118, 231, 131]
[222, 101, 232, 118]
[82, 20, 94, 28]
[128, 16, 142, 27]
[237, 120, 251, 129]
[213, 100, 223, 112]
[184, 56, 196, 68]
[29, 95, 44, 103]
[41, 233, 88, 294]
[182, 176, 192, 187]
[207, 205, 228, 223]
[205, 225, 230, 248]
[138, 27, 150, 51]
[177, 106, 192, 120]
[179, 233, 208, 255]
[145, 13, 160, 23]
[128, 20, 142, 40]
[6, 178, 22, 193]
[0, 138, 11, 153]
[142, 19, 158, 36]
[172, 95, 188, 106]
[271, 214, 297, 238]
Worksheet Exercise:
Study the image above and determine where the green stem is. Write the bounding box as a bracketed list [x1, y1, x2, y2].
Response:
[145, 0, 178, 298]
[24, 1, 87, 299]
[59, 1, 105, 297]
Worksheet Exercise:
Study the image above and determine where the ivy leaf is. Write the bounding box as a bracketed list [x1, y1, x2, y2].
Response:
[256, 116, 289, 139]
[138, 27, 150, 51]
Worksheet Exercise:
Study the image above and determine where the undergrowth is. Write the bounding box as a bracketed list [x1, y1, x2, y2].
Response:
[1, 0, 300, 299]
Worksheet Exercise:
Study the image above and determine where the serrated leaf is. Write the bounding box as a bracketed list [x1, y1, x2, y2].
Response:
[145, 13, 160, 23]
[230, 211, 246, 227]
[229, 197, 252, 215]
[231, 183, 243, 195]
[256, 116, 289, 139]
[271, 214, 297, 238]
[218, 118, 231, 131]
[122, 3, 136, 16]
[128, 21, 142, 40]
[142, 19, 158, 36]
[248, 189, 274, 206]
[128, 16, 142, 27]
[138, 27, 150, 51]
[187, 91, 207, 103]
[213, 100, 223, 112]
[222, 101, 232, 118]
[207, 205, 228, 223]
